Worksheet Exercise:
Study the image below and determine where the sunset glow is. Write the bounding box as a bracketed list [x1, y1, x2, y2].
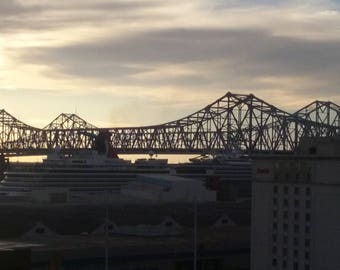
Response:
[1, 0, 340, 128]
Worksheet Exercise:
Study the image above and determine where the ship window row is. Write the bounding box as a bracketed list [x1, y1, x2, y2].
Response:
[1, 182, 124, 188]
[5, 178, 133, 184]
[6, 173, 138, 178]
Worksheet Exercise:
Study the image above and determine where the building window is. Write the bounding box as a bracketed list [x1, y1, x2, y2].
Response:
[283, 198, 289, 207]
[294, 212, 299, 220]
[309, 147, 317, 154]
[285, 173, 290, 180]
[273, 186, 278, 193]
[294, 237, 299, 246]
[165, 221, 173, 227]
[294, 199, 299, 208]
[294, 224, 299, 233]
[284, 186, 289, 194]
[294, 249, 299, 258]
[283, 223, 288, 233]
[305, 225, 310, 234]
[273, 210, 278, 218]
[282, 248, 287, 257]
[305, 264, 310, 270]
[275, 162, 280, 169]
[295, 161, 301, 170]
[283, 211, 288, 219]
[272, 246, 277, 254]
[305, 213, 311, 222]
[294, 262, 299, 270]
[272, 258, 277, 267]
[273, 198, 278, 206]
[35, 227, 45, 234]
[294, 187, 300, 195]
[273, 222, 278, 231]
[272, 234, 277, 243]
[283, 235, 288, 244]
[305, 252, 310, 260]
[306, 187, 311, 196]
[305, 238, 311, 247]
[282, 260, 287, 268]
[295, 173, 300, 181]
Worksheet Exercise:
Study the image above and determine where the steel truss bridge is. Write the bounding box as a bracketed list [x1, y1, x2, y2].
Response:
[0, 92, 339, 156]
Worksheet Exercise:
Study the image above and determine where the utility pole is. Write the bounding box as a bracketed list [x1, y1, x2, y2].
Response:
[105, 195, 109, 270]
[193, 197, 197, 270]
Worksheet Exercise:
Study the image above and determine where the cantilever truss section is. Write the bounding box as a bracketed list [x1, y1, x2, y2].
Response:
[294, 100, 340, 127]
[44, 113, 97, 129]
[0, 109, 45, 155]
[0, 92, 339, 156]
[107, 93, 339, 154]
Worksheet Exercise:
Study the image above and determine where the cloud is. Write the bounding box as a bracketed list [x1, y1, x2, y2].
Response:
[16, 27, 340, 105]
[1, 0, 340, 126]
[0, 0, 176, 33]
[0, 0, 38, 15]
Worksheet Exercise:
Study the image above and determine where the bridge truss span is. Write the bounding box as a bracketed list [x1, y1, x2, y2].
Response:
[0, 92, 339, 156]
[106, 92, 339, 154]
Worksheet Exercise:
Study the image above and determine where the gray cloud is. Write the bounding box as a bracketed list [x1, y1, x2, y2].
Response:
[17, 29, 267, 77]
[0, 0, 35, 15]
[16, 27, 340, 101]
[0, 0, 169, 32]
[0, 0, 158, 15]
[206, 0, 340, 10]
[3, 0, 340, 126]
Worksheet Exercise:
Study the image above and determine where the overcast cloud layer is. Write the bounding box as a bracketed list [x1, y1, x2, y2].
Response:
[1, 0, 340, 127]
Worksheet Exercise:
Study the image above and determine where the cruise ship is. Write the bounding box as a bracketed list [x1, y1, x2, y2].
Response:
[0, 127, 251, 203]
[171, 154, 252, 201]
[0, 147, 169, 203]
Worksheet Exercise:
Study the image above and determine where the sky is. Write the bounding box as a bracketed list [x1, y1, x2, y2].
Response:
[1, 0, 340, 128]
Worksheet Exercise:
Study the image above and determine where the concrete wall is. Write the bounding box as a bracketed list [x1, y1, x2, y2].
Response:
[251, 182, 272, 270]
[252, 153, 340, 270]
[313, 186, 340, 270]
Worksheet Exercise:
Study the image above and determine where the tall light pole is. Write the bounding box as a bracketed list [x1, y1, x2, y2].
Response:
[105, 193, 109, 270]
[193, 197, 197, 270]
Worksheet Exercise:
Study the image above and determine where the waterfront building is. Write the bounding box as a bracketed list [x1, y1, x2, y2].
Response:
[251, 137, 340, 270]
